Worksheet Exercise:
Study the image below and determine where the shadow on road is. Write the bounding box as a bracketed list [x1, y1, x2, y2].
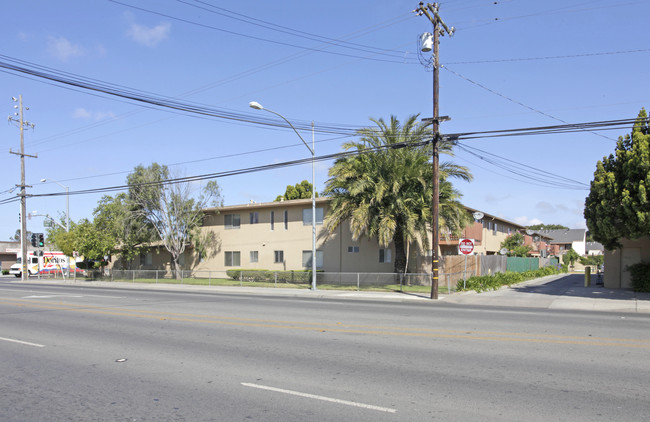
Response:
[512, 273, 643, 301]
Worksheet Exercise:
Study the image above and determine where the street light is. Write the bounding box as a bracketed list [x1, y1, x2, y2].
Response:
[249, 101, 317, 291]
[41, 178, 69, 232]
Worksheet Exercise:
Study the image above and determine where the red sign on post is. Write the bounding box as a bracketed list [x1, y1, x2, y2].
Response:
[459, 238, 475, 255]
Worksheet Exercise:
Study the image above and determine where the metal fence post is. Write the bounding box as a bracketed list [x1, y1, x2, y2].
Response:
[357, 273, 360, 291]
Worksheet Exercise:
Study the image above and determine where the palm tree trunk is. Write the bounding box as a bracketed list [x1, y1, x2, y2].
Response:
[393, 230, 407, 274]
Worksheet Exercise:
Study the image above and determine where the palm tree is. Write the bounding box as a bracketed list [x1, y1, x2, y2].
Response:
[324, 115, 472, 273]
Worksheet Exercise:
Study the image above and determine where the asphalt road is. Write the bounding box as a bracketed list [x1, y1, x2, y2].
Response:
[1, 281, 649, 421]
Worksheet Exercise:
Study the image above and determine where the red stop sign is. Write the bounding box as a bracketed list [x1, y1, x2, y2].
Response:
[459, 238, 474, 255]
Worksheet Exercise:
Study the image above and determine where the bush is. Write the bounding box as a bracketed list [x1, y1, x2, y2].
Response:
[457, 265, 562, 293]
[628, 262, 650, 292]
[226, 269, 314, 284]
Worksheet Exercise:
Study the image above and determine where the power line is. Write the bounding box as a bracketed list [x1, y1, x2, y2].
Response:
[109, 0, 417, 64]
[23, 139, 430, 200]
[442, 65, 617, 141]
[445, 48, 650, 65]
[455, 143, 589, 190]
[176, 0, 412, 57]
[0, 55, 361, 136]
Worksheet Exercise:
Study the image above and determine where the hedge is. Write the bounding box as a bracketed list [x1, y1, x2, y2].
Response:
[457, 265, 564, 293]
[226, 269, 313, 283]
[628, 262, 650, 292]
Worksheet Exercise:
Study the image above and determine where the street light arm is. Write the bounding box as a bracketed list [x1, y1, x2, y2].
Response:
[250, 104, 313, 155]
[32, 213, 67, 231]
[41, 178, 70, 232]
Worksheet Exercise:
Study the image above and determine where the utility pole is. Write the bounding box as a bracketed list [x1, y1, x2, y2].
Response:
[9, 95, 37, 281]
[415, 3, 454, 299]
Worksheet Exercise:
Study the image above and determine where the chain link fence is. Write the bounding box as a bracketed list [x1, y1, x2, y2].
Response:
[78, 268, 464, 293]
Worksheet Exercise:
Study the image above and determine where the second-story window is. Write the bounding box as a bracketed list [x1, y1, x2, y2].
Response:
[225, 214, 240, 229]
[302, 207, 324, 225]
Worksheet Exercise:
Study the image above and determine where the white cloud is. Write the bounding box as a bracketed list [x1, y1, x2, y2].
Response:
[514, 216, 543, 226]
[127, 22, 171, 46]
[73, 108, 92, 119]
[485, 193, 510, 204]
[535, 201, 556, 214]
[73, 108, 115, 121]
[47, 36, 84, 61]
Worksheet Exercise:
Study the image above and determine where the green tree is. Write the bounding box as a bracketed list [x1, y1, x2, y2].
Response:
[500, 232, 532, 257]
[93, 193, 157, 269]
[47, 222, 77, 257]
[562, 248, 580, 267]
[585, 108, 650, 250]
[275, 180, 319, 201]
[324, 115, 473, 273]
[10, 229, 33, 243]
[72, 219, 116, 263]
[127, 164, 222, 279]
[579, 254, 604, 267]
[526, 224, 569, 231]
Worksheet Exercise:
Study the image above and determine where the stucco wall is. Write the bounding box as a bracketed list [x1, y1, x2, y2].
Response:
[604, 237, 650, 288]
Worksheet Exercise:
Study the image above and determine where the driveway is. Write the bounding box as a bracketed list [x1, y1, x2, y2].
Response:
[442, 273, 650, 313]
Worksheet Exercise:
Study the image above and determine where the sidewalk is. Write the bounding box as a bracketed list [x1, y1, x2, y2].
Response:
[441, 273, 650, 313]
[3, 273, 650, 313]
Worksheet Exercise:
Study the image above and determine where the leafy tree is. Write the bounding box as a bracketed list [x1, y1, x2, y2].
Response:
[562, 248, 580, 267]
[526, 224, 569, 231]
[585, 108, 650, 250]
[500, 232, 532, 257]
[92, 193, 158, 269]
[275, 180, 319, 201]
[127, 163, 222, 279]
[324, 115, 473, 273]
[10, 229, 33, 243]
[71, 219, 116, 264]
[579, 254, 604, 267]
[47, 222, 77, 257]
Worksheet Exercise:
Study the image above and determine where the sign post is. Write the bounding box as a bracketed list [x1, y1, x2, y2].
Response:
[459, 239, 475, 289]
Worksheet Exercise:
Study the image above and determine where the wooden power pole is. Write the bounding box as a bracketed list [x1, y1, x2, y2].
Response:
[9, 95, 37, 281]
[415, 3, 454, 299]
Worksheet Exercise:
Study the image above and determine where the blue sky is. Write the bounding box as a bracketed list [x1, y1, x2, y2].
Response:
[1, 0, 648, 241]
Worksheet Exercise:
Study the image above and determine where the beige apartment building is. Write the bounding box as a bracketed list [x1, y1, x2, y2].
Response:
[128, 198, 538, 275]
[192, 197, 399, 274]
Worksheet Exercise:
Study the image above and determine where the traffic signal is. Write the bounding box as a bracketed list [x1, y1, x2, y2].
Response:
[38, 233, 44, 247]
[30, 233, 37, 247]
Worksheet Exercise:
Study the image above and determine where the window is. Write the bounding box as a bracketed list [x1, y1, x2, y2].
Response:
[270, 211, 274, 231]
[225, 214, 240, 229]
[225, 251, 241, 266]
[274, 250, 284, 263]
[139, 252, 152, 266]
[284, 210, 289, 230]
[250, 251, 258, 263]
[347, 246, 359, 253]
[250, 212, 259, 224]
[302, 207, 324, 225]
[302, 250, 324, 269]
[379, 248, 392, 263]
